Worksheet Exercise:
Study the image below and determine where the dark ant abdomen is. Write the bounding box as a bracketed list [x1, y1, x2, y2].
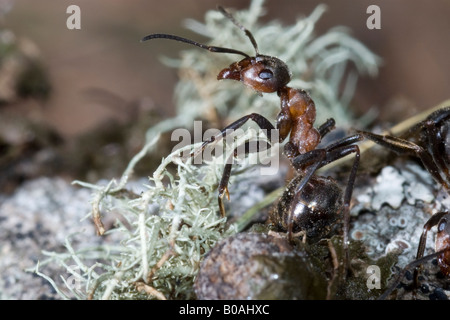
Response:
[269, 175, 343, 241]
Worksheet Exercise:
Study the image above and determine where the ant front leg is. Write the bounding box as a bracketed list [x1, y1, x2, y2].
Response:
[191, 113, 275, 158]
[218, 140, 272, 217]
[190, 112, 276, 217]
[317, 118, 336, 138]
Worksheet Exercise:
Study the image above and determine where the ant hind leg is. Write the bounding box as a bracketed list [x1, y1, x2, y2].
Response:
[357, 130, 449, 190]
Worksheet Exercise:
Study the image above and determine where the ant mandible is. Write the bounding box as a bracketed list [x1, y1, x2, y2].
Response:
[142, 6, 450, 272]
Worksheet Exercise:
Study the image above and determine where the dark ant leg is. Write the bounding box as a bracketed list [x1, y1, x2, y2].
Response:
[289, 134, 363, 275]
[401, 107, 450, 184]
[217, 140, 270, 217]
[215, 118, 339, 219]
[290, 133, 363, 169]
[380, 211, 450, 299]
[379, 247, 450, 300]
[189, 113, 276, 217]
[413, 211, 448, 294]
[317, 118, 336, 138]
[191, 113, 275, 158]
[289, 146, 361, 276]
[205, 117, 336, 218]
[356, 130, 449, 190]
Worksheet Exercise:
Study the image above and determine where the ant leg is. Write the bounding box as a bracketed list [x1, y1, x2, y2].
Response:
[402, 107, 450, 183]
[413, 211, 448, 294]
[290, 133, 363, 169]
[191, 113, 275, 158]
[217, 140, 270, 217]
[214, 117, 338, 220]
[378, 247, 450, 300]
[317, 118, 336, 138]
[325, 144, 361, 277]
[289, 141, 362, 253]
[190, 113, 276, 217]
[290, 135, 363, 275]
[357, 130, 449, 190]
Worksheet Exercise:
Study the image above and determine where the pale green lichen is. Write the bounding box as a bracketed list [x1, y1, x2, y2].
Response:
[33, 0, 380, 299]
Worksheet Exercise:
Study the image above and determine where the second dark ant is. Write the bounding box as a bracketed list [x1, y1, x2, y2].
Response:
[377, 107, 450, 299]
[142, 6, 450, 280]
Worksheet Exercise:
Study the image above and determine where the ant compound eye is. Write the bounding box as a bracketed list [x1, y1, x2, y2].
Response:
[259, 69, 273, 80]
[438, 219, 447, 233]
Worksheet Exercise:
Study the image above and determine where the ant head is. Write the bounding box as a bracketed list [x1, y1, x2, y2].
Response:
[215, 6, 291, 93]
[141, 6, 291, 93]
[217, 55, 291, 93]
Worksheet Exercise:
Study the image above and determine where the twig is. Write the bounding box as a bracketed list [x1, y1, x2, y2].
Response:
[135, 282, 167, 300]
[326, 239, 339, 300]
[146, 247, 174, 283]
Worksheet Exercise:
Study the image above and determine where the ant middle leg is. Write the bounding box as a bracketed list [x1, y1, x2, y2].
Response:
[379, 211, 450, 299]
[288, 134, 363, 273]
[214, 118, 337, 218]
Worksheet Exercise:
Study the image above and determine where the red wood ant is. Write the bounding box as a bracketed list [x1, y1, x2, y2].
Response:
[142, 6, 450, 277]
[142, 6, 361, 249]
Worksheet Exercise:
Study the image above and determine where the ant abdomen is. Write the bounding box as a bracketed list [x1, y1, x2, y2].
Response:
[269, 175, 343, 241]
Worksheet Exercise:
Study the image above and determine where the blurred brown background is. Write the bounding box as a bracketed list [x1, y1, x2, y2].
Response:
[1, 0, 450, 188]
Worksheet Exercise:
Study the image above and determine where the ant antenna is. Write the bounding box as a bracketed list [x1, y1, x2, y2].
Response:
[217, 5, 259, 56]
[141, 34, 250, 58]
